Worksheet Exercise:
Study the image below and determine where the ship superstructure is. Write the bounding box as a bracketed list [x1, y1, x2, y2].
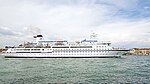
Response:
[3, 34, 128, 58]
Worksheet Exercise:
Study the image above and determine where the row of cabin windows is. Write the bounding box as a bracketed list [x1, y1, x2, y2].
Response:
[14, 48, 110, 51]
[53, 49, 111, 51]
[17, 53, 109, 55]
[54, 51, 110, 53]
[52, 54, 108, 55]
[13, 47, 110, 51]
[13, 49, 40, 51]
[96, 46, 110, 49]
[7, 51, 109, 53]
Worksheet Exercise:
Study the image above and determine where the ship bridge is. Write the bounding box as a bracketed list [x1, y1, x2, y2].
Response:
[81, 39, 98, 43]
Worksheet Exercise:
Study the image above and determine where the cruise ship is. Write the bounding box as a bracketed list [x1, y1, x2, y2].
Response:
[2, 33, 128, 58]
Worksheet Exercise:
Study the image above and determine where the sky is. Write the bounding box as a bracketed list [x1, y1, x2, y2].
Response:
[0, 0, 150, 48]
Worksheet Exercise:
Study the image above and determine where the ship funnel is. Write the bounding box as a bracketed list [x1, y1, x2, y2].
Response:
[34, 35, 43, 44]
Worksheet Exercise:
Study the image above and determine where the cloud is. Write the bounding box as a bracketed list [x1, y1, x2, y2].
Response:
[0, 0, 150, 48]
[0, 26, 22, 36]
[96, 19, 150, 41]
[94, 19, 150, 48]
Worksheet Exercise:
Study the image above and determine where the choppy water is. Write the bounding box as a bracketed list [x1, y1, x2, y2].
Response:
[0, 55, 150, 84]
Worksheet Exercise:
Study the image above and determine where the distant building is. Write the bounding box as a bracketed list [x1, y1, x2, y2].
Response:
[130, 48, 150, 55]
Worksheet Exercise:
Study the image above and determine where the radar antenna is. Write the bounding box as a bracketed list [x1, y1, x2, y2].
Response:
[90, 33, 98, 39]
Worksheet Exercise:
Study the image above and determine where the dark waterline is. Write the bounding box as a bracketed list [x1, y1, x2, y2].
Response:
[0, 55, 150, 84]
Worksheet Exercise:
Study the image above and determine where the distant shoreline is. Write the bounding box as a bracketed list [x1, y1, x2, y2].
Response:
[128, 48, 150, 56]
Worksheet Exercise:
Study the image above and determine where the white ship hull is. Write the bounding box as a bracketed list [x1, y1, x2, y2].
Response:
[3, 50, 127, 58]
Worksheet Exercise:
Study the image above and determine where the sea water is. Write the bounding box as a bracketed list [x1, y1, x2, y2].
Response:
[0, 55, 150, 84]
